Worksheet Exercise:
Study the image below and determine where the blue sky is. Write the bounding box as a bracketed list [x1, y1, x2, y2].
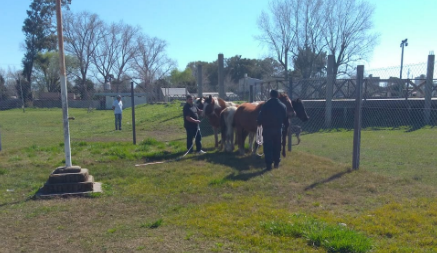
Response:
[1, 0, 436, 75]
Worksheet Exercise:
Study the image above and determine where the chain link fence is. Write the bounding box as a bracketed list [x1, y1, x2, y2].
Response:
[1, 58, 436, 180]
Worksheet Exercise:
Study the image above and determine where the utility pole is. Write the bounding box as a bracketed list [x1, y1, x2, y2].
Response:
[56, 0, 72, 167]
[400, 39, 408, 79]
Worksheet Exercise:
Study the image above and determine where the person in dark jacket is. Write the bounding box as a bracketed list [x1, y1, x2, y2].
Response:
[257, 90, 289, 170]
[183, 95, 206, 154]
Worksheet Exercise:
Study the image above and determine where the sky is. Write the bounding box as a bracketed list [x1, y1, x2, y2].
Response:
[1, 0, 436, 77]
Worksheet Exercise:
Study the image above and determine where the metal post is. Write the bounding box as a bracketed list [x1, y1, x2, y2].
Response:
[131, 81, 137, 145]
[288, 77, 293, 151]
[400, 39, 408, 79]
[197, 64, 203, 98]
[424, 54, 435, 125]
[249, 85, 253, 103]
[352, 65, 364, 170]
[325, 55, 334, 128]
[56, 0, 72, 167]
[218, 54, 225, 98]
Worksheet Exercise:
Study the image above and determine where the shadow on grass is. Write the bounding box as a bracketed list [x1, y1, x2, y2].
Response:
[304, 169, 352, 191]
[196, 150, 268, 181]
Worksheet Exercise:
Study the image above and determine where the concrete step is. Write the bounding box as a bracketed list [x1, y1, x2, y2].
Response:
[42, 175, 95, 194]
[48, 169, 89, 184]
[53, 165, 82, 174]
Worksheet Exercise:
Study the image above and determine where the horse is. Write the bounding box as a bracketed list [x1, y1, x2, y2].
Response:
[198, 95, 236, 148]
[233, 94, 309, 156]
[219, 106, 238, 152]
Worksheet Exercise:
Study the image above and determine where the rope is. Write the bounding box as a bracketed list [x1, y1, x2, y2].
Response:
[256, 126, 263, 145]
[135, 121, 202, 167]
[256, 126, 264, 156]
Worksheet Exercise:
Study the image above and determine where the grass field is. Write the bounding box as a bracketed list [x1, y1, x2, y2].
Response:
[1, 102, 437, 252]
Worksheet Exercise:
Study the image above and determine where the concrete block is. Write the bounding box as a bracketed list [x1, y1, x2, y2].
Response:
[48, 169, 89, 184]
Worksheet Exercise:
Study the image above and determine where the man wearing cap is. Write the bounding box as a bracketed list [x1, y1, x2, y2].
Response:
[112, 95, 123, 130]
[257, 90, 288, 170]
[183, 95, 206, 154]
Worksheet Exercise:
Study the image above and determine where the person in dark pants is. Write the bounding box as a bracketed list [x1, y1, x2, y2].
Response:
[257, 90, 289, 170]
[183, 95, 206, 154]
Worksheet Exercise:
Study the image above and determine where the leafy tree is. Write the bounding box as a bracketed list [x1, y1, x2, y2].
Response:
[169, 68, 196, 92]
[72, 78, 95, 100]
[226, 56, 283, 82]
[0, 73, 9, 100]
[33, 51, 79, 92]
[21, 0, 58, 102]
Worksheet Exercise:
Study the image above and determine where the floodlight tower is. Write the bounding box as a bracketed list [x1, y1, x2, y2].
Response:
[400, 38, 408, 79]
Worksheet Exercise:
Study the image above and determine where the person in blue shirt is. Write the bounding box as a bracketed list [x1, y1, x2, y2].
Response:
[257, 90, 289, 170]
[183, 95, 206, 154]
[112, 95, 123, 130]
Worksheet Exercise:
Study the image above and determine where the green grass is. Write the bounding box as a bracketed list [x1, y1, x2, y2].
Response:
[0, 102, 437, 252]
[297, 127, 437, 185]
[262, 214, 372, 253]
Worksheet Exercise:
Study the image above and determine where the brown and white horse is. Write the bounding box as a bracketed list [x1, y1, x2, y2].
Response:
[233, 94, 309, 156]
[219, 106, 238, 152]
[198, 95, 236, 148]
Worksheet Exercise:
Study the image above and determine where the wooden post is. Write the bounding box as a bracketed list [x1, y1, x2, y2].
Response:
[218, 54, 225, 98]
[352, 65, 364, 170]
[424, 54, 435, 125]
[197, 64, 203, 98]
[325, 55, 334, 128]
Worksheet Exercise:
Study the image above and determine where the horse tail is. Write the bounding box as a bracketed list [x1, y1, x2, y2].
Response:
[282, 126, 287, 157]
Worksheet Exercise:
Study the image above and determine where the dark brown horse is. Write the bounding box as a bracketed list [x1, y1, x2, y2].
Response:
[233, 94, 309, 156]
[197, 95, 236, 148]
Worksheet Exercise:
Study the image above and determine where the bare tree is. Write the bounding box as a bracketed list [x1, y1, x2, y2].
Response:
[63, 11, 105, 100]
[257, 0, 379, 78]
[132, 35, 176, 100]
[323, 0, 379, 77]
[256, 0, 298, 76]
[91, 21, 140, 92]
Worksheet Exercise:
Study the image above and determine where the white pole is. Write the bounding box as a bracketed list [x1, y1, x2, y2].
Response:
[56, 0, 72, 167]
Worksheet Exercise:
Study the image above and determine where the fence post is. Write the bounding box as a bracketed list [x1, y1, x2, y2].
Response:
[352, 65, 364, 170]
[197, 64, 203, 98]
[249, 85, 254, 103]
[424, 54, 435, 125]
[131, 81, 136, 145]
[218, 54, 225, 98]
[288, 77, 293, 151]
[325, 55, 334, 128]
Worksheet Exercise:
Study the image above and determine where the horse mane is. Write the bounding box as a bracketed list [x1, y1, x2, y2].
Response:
[278, 93, 289, 99]
[217, 97, 227, 109]
[255, 101, 265, 110]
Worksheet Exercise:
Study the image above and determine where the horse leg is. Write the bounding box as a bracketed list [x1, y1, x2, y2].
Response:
[230, 128, 235, 152]
[248, 132, 254, 153]
[249, 132, 260, 156]
[214, 127, 219, 148]
[236, 127, 245, 155]
[241, 130, 249, 155]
